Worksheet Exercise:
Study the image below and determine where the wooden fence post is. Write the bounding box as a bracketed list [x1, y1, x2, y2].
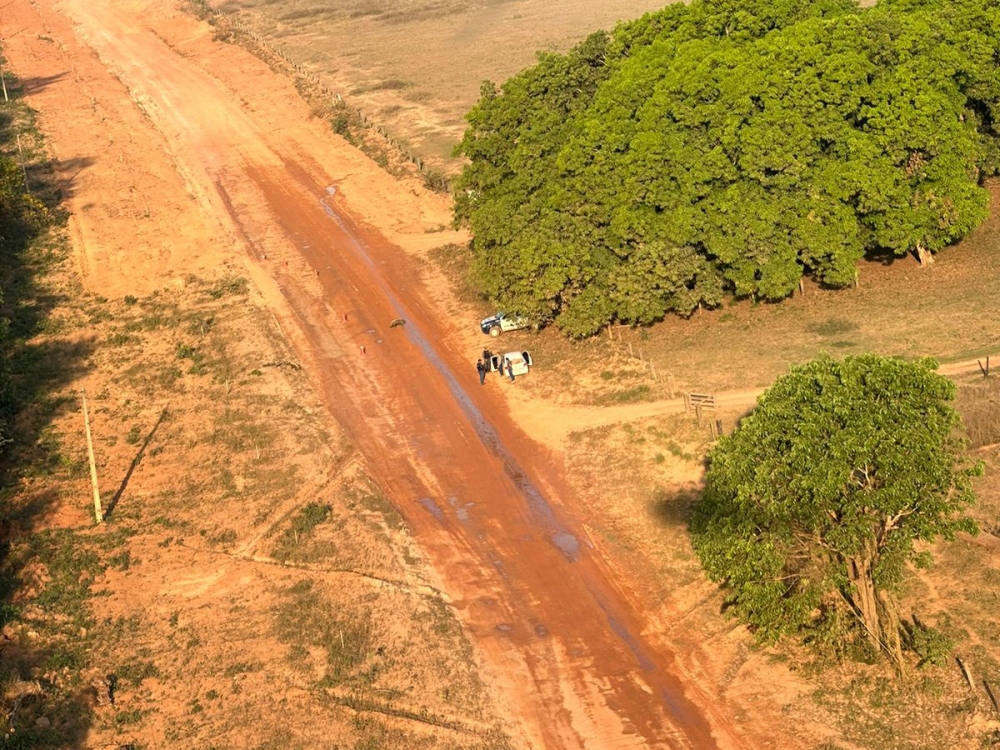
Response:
[81, 389, 103, 524]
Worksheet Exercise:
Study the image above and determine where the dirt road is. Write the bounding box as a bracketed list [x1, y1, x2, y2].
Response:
[1, 0, 751, 747]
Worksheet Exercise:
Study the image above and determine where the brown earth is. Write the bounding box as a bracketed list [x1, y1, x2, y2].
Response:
[5, 1, 999, 750]
[0, 0, 773, 748]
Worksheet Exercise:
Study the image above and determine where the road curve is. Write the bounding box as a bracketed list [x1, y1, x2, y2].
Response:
[56, 2, 749, 748]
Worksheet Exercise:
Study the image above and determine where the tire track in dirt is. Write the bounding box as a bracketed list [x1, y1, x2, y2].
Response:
[518, 353, 1000, 445]
[48, 1, 750, 748]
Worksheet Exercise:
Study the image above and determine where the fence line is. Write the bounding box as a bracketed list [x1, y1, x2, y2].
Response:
[204, 8, 450, 192]
[604, 325, 728, 436]
[606, 324, 676, 398]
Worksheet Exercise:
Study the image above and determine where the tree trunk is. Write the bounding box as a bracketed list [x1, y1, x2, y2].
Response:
[847, 555, 881, 653]
[847, 554, 908, 674]
[915, 245, 935, 266]
[878, 590, 908, 678]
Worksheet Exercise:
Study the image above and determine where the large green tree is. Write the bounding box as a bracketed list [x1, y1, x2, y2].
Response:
[691, 355, 980, 669]
[454, 0, 1000, 336]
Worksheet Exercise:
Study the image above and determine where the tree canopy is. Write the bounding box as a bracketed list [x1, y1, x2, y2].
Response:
[454, 0, 1000, 336]
[690, 355, 980, 669]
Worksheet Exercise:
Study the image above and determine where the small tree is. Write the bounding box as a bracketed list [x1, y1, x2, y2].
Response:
[691, 354, 980, 671]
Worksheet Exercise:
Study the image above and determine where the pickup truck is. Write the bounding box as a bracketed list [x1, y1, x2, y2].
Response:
[480, 312, 528, 337]
[487, 351, 533, 377]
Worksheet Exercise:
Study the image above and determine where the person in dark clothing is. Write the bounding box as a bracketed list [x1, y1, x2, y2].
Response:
[497, 357, 504, 377]
[476, 358, 486, 385]
[505, 357, 515, 382]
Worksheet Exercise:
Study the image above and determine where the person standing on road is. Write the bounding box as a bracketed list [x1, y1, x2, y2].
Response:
[505, 356, 515, 382]
[476, 358, 486, 385]
[497, 357, 504, 378]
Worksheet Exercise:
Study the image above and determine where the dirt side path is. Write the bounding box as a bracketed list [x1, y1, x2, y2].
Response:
[3, 0, 758, 748]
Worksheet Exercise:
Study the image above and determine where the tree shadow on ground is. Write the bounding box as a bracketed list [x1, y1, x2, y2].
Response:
[650, 487, 700, 532]
[27, 155, 95, 208]
[0, 74, 98, 747]
[864, 246, 910, 267]
[15, 72, 70, 97]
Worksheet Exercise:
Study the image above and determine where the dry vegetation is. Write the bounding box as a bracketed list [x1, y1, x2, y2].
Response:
[8, 1, 1000, 747]
[3, 230, 513, 748]
[208, 0, 668, 172]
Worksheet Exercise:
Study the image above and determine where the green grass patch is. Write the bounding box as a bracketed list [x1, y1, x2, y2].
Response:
[593, 384, 653, 405]
[272, 580, 378, 686]
[271, 502, 331, 562]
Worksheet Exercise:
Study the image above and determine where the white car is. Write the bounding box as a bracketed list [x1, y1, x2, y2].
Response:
[489, 350, 533, 377]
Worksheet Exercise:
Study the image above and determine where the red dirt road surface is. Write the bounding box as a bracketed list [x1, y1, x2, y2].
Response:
[3, 1, 752, 747]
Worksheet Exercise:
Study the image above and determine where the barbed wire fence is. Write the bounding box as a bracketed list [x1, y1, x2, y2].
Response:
[604, 324, 728, 437]
[605, 325, 677, 398]
[195, 4, 451, 193]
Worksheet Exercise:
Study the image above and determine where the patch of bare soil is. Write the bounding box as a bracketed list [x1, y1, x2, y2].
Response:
[11, 1, 997, 749]
[5, 267, 510, 749]
[0, 1, 509, 747]
[74, 281, 505, 750]
[3, 1, 759, 749]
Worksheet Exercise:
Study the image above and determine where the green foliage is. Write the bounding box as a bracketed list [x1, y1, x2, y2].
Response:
[455, 0, 1000, 336]
[691, 355, 979, 664]
[271, 502, 331, 562]
[905, 623, 953, 668]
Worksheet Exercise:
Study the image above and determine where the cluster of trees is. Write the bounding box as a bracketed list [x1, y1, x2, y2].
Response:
[454, 0, 1000, 336]
[691, 355, 980, 670]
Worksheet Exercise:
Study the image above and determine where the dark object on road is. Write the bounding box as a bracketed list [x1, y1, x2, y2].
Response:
[389, 318, 406, 328]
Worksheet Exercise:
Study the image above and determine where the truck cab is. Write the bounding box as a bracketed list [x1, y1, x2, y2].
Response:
[480, 312, 528, 337]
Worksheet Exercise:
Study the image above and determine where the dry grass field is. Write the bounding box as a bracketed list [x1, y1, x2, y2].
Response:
[5, 245, 512, 750]
[211, 0, 670, 172]
[6, 0, 999, 746]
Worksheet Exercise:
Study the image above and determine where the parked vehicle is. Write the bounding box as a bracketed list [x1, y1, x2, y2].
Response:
[480, 311, 528, 337]
[489, 351, 533, 376]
